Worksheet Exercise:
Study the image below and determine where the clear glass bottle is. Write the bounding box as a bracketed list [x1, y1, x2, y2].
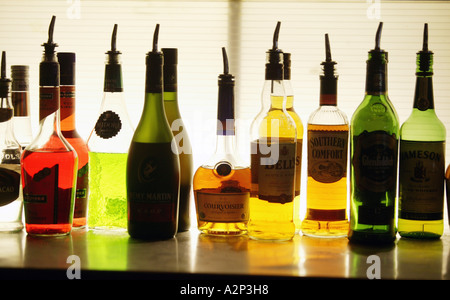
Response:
[193, 47, 250, 236]
[127, 24, 180, 240]
[0, 51, 23, 232]
[162, 48, 193, 232]
[349, 22, 399, 244]
[398, 24, 446, 239]
[301, 34, 349, 237]
[283, 53, 304, 234]
[11, 65, 33, 150]
[248, 22, 297, 241]
[22, 16, 78, 236]
[58, 52, 90, 229]
[87, 24, 134, 231]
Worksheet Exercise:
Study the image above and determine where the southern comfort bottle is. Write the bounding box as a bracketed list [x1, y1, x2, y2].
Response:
[22, 16, 78, 236]
[248, 22, 297, 241]
[349, 22, 399, 244]
[301, 34, 349, 238]
[193, 47, 250, 236]
[398, 24, 446, 239]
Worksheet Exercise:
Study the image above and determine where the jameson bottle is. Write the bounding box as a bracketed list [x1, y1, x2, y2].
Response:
[11, 65, 33, 149]
[248, 22, 297, 241]
[0, 51, 23, 232]
[162, 48, 193, 232]
[193, 47, 250, 236]
[301, 34, 349, 238]
[349, 22, 399, 244]
[398, 24, 446, 239]
[87, 24, 134, 230]
[58, 52, 90, 229]
[283, 52, 304, 234]
[127, 24, 180, 240]
[22, 16, 78, 236]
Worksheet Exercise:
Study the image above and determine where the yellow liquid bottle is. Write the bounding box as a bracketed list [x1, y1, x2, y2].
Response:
[248, 22, 297, 241]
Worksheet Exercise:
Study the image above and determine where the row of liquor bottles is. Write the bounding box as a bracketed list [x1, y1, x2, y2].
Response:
[0, 17, 447, 244]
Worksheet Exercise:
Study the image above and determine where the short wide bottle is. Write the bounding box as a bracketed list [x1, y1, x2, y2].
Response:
[127, 25, 180, 240]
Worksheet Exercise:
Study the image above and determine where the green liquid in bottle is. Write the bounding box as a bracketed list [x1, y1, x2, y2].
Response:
[88, 152, 128, 230]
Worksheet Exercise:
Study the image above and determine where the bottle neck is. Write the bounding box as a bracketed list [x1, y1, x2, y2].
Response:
[413, 76, 434, 111]
[365, 52, 388, 95]
[217, 83, 235, 136]
[60, 85, 76, 131]
[104, 63, 123, 93]
[319, 75, 337, 106]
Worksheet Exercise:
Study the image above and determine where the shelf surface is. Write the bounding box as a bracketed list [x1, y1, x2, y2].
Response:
[1, 227, 449, 280]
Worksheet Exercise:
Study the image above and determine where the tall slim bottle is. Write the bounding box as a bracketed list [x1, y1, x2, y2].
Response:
[11, 65, 33, 149]
[58, 52, 90, 229]
[0, 51, 23, 232]
[127, 24, 180, 240]
[398, 24, 446, 239]
[87, 24, 134, 230]
[193, 47, 250, 236]
[283, 53, 304, 233]
[248, 22, 297, 241]
[349, 22, 399, 244]
[22, 16, 78, 236]
[162, 48, 193, 232]
[301, 34, 349, 237]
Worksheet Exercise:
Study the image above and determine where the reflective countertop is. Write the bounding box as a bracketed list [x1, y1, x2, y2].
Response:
[1, 227, 449, 280]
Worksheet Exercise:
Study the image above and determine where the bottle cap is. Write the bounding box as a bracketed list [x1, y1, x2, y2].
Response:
[104, 24, 123, 92]
[145, 24, 164, 93]
[365, 22, 388, 93]
[217, 47, 235, 135]
[162, 48, 177, 92]
[40, 15, 59, 87]
[320, 34, 338, 95]
[265, 21, 284, 81]
[0, 51, 11, 98]
[11, 65, 29, 92]
[58, 52, 76, 85]
[283, 52, 291, 80]
[416, 23, 433, 76]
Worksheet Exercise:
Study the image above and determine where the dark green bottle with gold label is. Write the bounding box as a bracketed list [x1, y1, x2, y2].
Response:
[126, 24, 180, 240]
[349, 22, 399, 244]
[398, 24, 446, 239]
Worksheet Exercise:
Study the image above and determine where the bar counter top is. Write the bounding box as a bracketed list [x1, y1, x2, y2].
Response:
[1, 227, 449, 281]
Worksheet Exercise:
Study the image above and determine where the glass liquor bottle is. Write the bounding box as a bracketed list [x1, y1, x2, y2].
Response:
[283, 52, 304, 234]
[127, 24, 180, 240]
[349, 22, 399, 244]
[58, 52, 90, 229]
[248, 22, 297, 241]
[11, 65, 33, 149]
[162, 48, 193, 232]
[301, 34, 349, 237]
[87, 24, 134, 230]
[398, 24, 446, 239]
[0, 51, 23, 232]
[21, 16, 78, 236]
[193, 47, 250, 236]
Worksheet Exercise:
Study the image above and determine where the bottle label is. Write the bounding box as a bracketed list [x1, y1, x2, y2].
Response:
[23, 164, 74, 224]
[39, 87, 59, 121]
[352, 131, 398, 193]
[251, 139, 296, 203]
[295, 140, 302, 196]
[94, 110, 122, 139]
[399, 140, 445, 220]
[308, 130, 348, 183]
[74, 163, 89, 218]
[0, 165, 20, 207]
[127, 142, 179, 223]
[60, 86, 75, 123]
[196, 192, 249, 223]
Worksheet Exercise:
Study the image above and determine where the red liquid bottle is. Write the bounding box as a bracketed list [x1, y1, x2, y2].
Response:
[58, 52, 89, 228]
[21, 16, 78, 236]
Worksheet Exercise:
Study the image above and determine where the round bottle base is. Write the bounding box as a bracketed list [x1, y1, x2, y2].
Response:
[301, 219, 349, 238]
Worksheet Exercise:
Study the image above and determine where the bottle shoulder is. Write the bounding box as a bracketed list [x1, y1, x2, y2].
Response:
[308, 105, 348, 126]
[400, 109, 446, 141]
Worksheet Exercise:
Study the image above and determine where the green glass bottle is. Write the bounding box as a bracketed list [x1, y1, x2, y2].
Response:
[349, 22, 399, 244]
[161, 48, 193, 232]
[126, 24, 180, 240]
[398, 24, 446, 239]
